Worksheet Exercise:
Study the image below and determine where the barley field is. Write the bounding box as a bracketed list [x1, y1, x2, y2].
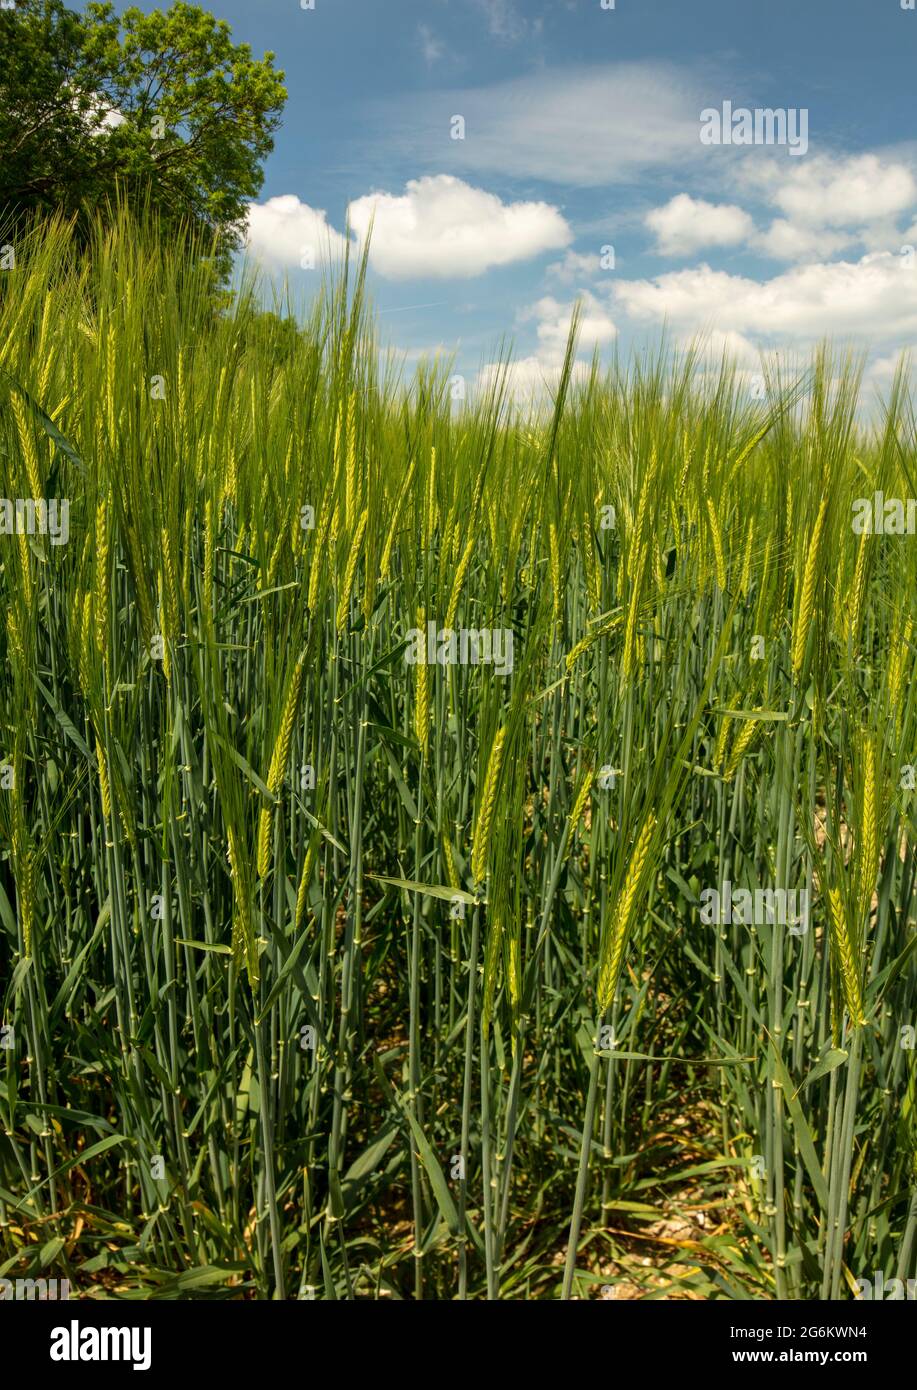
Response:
[0, 217, 915, 1301]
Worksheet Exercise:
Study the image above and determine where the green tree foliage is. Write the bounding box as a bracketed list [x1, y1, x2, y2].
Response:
[0, 0, 286, 272]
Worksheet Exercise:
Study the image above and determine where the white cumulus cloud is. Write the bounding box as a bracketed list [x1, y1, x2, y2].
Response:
[645, 194, 755, 257]
[522, 291, 617, 359]
[477, 290, 616, 408]
[246, 178, 571, 281]
[613, 251, 917, 346]
[476, 356, 592, 409]
[245, 195, 350, 268]
[767, 154, 917, 228]
[755, 219, 854, 263]
[347, 175, 571, 279]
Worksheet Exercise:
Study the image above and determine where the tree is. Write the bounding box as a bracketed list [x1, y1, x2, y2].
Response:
[0, 1, 286, 273]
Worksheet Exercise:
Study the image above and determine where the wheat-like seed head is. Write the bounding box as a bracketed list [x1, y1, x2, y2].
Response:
[227, 824, 258, 984]
[471, 725, 507, 887]
[857, 734, 879, 920]
[94, 496, 110, 667]
[713, 716, 732, 773]
[845, 527, 868, 652]
[445, 533, 475, 632]
[95, 737, 112, 822]
[258, 656, 306, 880]
[568, 766, 594, 838]
[15, 528, 33, 614]
[264, 528, 284, 592]
[753, 532, 773, 636]
[598, 812, 657, 1012]
[11, 393, 42, 499]
[706, 498, 727, 591]
[255, 808, 273, 884]
[442, 831, 459, 891]
[161, 525, 180, 637]
[723, 717, 760, 782]
[732, 421, 771, 472]
[426, 444, 437, 544]
[268, 657, 305, 797]
[11, 802, 34, 958]
[6, 608, 24, 674]
[622, 542, 645, 681]
[413, 608, 430, 760]
[564, 616, 623, 671]
[307, 498, 332, 612]
[177, 346, 187, 443]
[345, 390, 356, 529]
[826, 885, 866, 1027]
[548, 522, 561, 628]
[887, 612, 911, 734]
[583, 521, 601, 613]
[739, 517, 755, 597]
[294, 834, 320, 935]
[379, 457, 415, 582]
[336, 507, 368, 635]
[202, 497, 214, 627]
[791, 493, 828, 679]
[507, 936, 520, 1012]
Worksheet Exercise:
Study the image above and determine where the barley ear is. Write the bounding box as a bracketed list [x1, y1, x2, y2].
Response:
[471, 725, 507, 888]
[597, 813, 657, 1012]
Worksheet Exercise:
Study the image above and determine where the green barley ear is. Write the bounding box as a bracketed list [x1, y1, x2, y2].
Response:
[444, 533, 475, 632]
[11, 391, 42, 500]
[739, 517, 755, 597]
[723, 717, 761, 782]
[887, 613, 912, 736]
[442, 829, 460, 891]
[413, 607, 430, 759]
[293, 827, 322, 935]
[379, 457, 416, 582]
[257, 654, 306, 881]
[565, 612, 623, 672]
[713, 715, 732, 774]
[753, 531, 773, 637]
[621, 540, 646, 682]
[706, 497, 727, 591]
[791, 493, 828, 680]
[345, 388, 357, 529]
[10, 781, 34, 959]
[597, 813, 657, 1012]
[335, 506, 368, 635]
[95, 737, 112, 823]
[307, 494, 332, 612]
[471, 725, 507, 888]
[94, 494, 111, 674]
[227, 824, 259, 985]
[202, 496, 215, 631]
[426, 443, 438, 545]
[567, 764, 594, 839]
[855, 734, 880, 924]
[826, 886, 866, 1028]
[844, 526, 868, 653]
[730, 419, 772, 472]
[548, 521, 561, 628]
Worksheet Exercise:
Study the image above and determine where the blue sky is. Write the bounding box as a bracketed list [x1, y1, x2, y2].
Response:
[90, 0, 917, 396]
